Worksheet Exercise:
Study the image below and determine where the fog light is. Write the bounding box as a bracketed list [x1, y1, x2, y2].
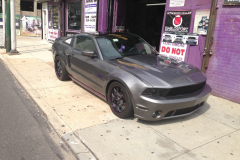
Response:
[152, 110, 162, 119]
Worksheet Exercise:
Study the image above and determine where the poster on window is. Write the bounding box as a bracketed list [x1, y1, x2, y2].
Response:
[162, 32, 199, 46]
[160, 41, 187, 62]
[223, 0, 240, 5]
[169, 0, 185, 7]
[20, 16, 42, 37]
[164, 11, 192, 33]
[84, 0, 97, 32]
[193, 10, 210, 35]
[48, 29, 59, 41]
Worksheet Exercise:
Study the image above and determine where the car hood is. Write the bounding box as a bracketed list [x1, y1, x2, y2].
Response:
[108, 54, 207, 88]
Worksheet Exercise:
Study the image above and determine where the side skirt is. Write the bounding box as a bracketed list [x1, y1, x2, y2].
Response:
[68, 75, 107, 101]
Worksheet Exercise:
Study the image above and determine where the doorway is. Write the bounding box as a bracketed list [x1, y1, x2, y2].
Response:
[112, 0, 166, 51]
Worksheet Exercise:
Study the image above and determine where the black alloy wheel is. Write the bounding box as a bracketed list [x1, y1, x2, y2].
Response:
[54, 56, 69, 81]
[107, 82, 133, 118]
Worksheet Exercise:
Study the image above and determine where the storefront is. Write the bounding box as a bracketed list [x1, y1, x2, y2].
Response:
[97, 0, 214, 69]
[47, 2, 63, 41]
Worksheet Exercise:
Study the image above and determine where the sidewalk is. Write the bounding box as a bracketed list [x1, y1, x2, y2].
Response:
[0, 36, 240, 160]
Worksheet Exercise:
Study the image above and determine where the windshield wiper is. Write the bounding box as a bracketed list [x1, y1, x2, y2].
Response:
[108, 57, 123, 60]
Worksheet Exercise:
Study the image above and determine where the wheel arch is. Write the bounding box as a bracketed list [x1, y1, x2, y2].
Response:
[105, 79, 136, 108]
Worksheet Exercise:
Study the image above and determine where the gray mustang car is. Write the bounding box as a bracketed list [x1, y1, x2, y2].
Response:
[52, 33, 211, 121]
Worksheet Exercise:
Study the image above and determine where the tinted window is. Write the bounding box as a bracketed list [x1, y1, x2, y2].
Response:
[96, 34, 154, 60]
[74, 36, 96, 52]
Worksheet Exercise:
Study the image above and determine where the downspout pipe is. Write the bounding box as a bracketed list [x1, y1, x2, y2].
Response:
[10, 0, 18, 53]
[6, 0, 10, 52]
[107, 0, 113, 33]
[2, 0, 6, 48]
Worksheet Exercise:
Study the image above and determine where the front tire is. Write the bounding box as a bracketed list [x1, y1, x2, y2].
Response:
[107, 82, 134, 119]
[54, 56, 69, 81]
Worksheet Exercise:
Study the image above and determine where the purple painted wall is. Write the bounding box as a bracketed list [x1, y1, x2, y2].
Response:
[98, 0, 108, 33]
[206, 0, 240, 104]
[163, 0, 212, 69]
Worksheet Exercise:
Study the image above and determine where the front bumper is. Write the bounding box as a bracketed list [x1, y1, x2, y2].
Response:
[133, 84, 211, 121]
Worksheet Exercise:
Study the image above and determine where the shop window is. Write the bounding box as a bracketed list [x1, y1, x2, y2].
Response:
[37, 3, 42, 10]
[68, 2, 81, 30]
[21, 0, 34, 12]
[0, 0, 2, 14]
[48, 5, 59, 29]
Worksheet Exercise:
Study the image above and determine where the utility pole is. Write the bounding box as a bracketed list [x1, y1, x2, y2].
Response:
[6, 0, 11, 52]
[10, 0, 18, 53]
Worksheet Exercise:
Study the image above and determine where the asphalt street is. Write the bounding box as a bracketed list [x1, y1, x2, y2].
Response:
[0, 59, 76, 160]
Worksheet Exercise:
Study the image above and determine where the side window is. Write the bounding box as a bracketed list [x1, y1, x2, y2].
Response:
[64, 38, 72, 45]
[74, 36, 96, 52]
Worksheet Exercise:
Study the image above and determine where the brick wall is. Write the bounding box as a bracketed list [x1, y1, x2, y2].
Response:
[206, 0, 240, 103]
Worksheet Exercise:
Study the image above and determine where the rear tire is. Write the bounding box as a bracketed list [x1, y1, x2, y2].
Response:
[107, 82, 134, 119]
[54, 56, 69, 81]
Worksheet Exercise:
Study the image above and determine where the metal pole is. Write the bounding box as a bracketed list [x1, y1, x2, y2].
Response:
[10, 0, 18, 53]
[2, 0, 6, 48]
[6, 0, 11, 52]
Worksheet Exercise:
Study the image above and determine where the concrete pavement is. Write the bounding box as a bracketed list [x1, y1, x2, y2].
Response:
[0, 57, 76, 160]
[0, 36, 239, 160]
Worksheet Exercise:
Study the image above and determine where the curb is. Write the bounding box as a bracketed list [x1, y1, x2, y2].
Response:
[0, 52, 97, 160]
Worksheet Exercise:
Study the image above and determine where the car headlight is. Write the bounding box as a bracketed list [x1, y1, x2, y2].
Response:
[142, 88, 165, 96]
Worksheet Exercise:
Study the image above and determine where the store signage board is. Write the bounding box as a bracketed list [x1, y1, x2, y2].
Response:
[162, 32, 199, 46]
[164, 11, 192, 33]
[48, 29, 59, 40]
[223, 0, 240, 5]
[160, 42, 187, 62]
[84, 0, 98, 32]
[193, 10, 210, 35]
[169, 0, 185, 7]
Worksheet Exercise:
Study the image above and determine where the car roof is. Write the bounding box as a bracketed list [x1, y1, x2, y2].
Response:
[73, 32, 139, 39]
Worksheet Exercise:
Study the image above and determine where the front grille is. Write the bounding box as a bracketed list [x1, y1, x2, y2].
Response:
[164, 102, 203, 118]
[161, 82, 206, 97]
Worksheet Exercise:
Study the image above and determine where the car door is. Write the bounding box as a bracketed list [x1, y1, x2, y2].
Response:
[69, 35, 103, 92]
[58, 37, 75, 74]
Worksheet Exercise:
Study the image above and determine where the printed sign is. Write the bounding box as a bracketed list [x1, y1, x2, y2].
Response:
[48, 29, 59, 40]
[193, 10, 210, 35]
[84, 0, 97, 32]
[164, 11, 192, 33]
[20, 16, 42, 37]
[160, 41, 187, 61]
[116, 26, 125, 32]
[169, 0, 185, 7]
[223, 0, 240, 5]
[162, 32, 199, 46]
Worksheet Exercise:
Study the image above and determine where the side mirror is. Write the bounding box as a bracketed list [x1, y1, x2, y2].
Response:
[82, 51, 97, 58]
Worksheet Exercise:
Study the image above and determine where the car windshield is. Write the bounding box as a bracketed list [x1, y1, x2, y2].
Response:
[188, 37, 196, 39]
[96, 34, 154, 60]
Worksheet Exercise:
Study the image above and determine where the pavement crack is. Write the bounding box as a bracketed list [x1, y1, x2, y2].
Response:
[170, 129, 240, 160]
